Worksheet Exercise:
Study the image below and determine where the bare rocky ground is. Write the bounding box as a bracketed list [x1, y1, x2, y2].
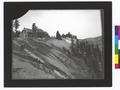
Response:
[12, 37, 103, 79]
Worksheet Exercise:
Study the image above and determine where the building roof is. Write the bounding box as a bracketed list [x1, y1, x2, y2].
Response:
[22, 27, 45, 33]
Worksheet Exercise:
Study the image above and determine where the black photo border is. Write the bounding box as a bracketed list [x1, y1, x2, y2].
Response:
[4, 2, 112, 87]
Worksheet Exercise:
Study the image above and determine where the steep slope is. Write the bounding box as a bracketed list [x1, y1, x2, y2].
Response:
[12, 37, 93, 79]
[78, 36, 104, 79]
[46, 38, 70, 50]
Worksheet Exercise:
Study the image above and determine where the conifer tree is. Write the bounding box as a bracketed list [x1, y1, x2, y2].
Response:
[13, 19, 20, 37]
[70, 36, 75, 54]
[13, 19, 20, 32]
[56, 31, 62, 40]
[32, 23, 38, 32]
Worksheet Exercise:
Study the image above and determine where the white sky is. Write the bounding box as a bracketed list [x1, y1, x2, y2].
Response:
[17, 10, 102, 39]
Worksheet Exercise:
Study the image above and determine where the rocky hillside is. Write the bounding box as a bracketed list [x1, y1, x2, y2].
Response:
[12, 36, 103, 79]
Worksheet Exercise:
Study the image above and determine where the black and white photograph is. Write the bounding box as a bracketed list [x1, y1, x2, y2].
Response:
[12, 10, 104, 79]
[4, 2, 112, 87]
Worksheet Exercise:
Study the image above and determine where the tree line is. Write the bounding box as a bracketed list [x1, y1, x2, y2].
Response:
[69, 37, 103, 78]
[56, 31, 77, 40]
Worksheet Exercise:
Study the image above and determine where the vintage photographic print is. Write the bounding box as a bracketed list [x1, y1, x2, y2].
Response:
[12, 10, 104, 79]
[4, 2, 112, 87]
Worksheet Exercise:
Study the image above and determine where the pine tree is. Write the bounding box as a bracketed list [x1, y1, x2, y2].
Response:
[62, 34, 65, 38]
[13, 19, 19, 32]
[56, 31, 62, 40]
[32, 23, 37, 32]
[76, 39, 79, 49]
[75, 38, 80, 56]
[12, 19, 20, 37]
[70, 36, 75, 54]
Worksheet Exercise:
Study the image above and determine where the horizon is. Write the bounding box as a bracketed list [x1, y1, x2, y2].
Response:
[14, 10, 102, 39]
